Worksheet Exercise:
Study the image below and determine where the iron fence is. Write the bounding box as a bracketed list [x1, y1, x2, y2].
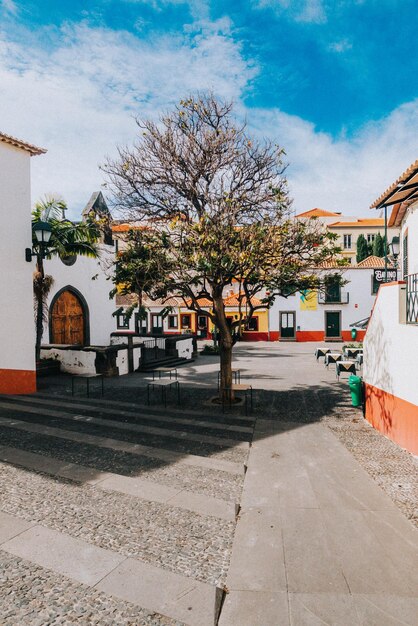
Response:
[407, 273, 418, 324]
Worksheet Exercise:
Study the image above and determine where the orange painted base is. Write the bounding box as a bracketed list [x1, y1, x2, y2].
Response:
[364, 383, 418, 455]
[0, 369, 37, 395]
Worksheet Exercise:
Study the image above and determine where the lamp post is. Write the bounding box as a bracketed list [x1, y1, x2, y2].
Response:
[389, 235, 400, 270]
[26, 221, 53, 362]
[26, 221, 52, 262]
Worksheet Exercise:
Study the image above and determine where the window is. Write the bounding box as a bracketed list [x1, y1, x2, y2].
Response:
[198, 316, 207, 329]
[181, 314, 191, 329]
[168, 315, 178, 329]
[367, 233, 376, 243]
[135, 313, 147, 334]
[343, 234, 352, 249]
[117, 313, 130, 329]
[246, 317, 259, 331]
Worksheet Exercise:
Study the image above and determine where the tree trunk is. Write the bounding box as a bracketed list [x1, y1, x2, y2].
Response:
[35, 257, 44, 363]
[213, 292, 233, 401]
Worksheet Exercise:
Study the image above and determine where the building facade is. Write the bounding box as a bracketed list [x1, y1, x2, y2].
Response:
[0, 132, 46, 394]
[363, 159, 418, 454]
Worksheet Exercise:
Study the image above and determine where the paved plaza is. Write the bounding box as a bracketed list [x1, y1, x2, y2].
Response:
[0, 342, 417, 625]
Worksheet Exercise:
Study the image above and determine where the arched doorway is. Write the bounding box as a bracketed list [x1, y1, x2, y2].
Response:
[50, 287, 89, 345]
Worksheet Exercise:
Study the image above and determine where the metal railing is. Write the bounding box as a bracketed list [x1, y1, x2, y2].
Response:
[406, 273, 418, 324]
[318, 290, 349, 304]
[142, 337, 167, 361]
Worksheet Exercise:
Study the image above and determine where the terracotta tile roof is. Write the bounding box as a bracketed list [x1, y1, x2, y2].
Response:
[0, 131, 46, 156]
[371, 159, 418, 209]
[328, 219, 385, 228]
[318, 256, 393, 269]
[223, 293, 263, 307]
[356, 255, 394, 268]
[185, 297, 212, 308]
[115, 293, 182, 307]
[112, 223, 150, 233]
[296, 208, 341, 218]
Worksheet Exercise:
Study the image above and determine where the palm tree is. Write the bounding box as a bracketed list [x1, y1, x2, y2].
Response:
[32, 195, 100, 361]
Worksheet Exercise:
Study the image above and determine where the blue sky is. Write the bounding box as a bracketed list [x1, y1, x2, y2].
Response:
[1, 0, 417, 217]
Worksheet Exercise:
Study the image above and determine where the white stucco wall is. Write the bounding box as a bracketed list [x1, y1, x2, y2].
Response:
[363, 283, 418, 406]
[269, 268, 377, 334]
[41, 347, 97, 375]
[0, 143, 36, 373]
[176, 337, 194, 359]
[45, 245, 115, 346]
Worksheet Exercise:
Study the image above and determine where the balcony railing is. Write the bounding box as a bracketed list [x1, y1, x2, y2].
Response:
[407, 273, 418, 324]
[318, 290, 349, 304]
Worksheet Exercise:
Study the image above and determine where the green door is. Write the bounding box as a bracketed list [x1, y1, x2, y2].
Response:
[280, 311, 296, 339]
[325, 311, 340, 338]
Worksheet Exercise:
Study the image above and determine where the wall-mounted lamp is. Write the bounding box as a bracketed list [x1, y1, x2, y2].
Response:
[25, 221, 52, 262]
[389, 235, 400, 268]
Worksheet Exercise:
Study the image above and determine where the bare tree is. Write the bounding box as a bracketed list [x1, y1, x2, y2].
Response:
[103, 94, 340, 399]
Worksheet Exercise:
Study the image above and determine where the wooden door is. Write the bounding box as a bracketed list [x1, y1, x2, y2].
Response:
[51, 291, 85, 345]
[325, 311, 341, 338]
[280, 311, 296, 339]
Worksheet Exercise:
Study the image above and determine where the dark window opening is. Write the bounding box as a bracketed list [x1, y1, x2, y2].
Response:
[117, 313, 130, 329]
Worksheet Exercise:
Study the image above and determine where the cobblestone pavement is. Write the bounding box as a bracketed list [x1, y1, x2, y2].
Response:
[0, 426, 244, 502]
[1, 341, 416, 624]
[0, 463, 234, 584]
[0, 551, 183, 626]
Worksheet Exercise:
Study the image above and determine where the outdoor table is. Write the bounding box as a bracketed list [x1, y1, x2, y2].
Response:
[343, 348, 363, 359]
[71, 373, 104, 398]
[315, 348, 331, 361]
[152, 367, 178, 381]
[147, 379, 180, 407]
[324, 352, 343, 368]
[336, 360, 357, 380]
[222, 384, 253, 415]
[218, 369, 241, 390]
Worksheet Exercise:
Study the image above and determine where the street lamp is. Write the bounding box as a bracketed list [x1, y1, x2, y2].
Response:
[25, 221, 52, 262]
[389, 235, 400, 268]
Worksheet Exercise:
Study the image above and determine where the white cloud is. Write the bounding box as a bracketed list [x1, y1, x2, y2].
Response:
[0, 21, 255, 217]
[1, 0, 18, 15]
[121, 0, 209, 21]
[249, 100, 418, 214]
[328, 38, 352, 53]
[254, 0, 326, 24]
[0, 19, 415, 220]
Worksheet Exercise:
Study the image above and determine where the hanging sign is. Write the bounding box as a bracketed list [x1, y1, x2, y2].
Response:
[373, 269, 398, 284]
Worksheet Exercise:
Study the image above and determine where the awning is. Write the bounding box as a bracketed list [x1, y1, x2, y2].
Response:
[371, 159, 418, 209]
[349, 317, 369, 329]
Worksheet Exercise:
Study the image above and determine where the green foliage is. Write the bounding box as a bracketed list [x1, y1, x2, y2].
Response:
[372, 232, 385, 257]
[356, 234, 369, 263]
[200, 344, 220, 355]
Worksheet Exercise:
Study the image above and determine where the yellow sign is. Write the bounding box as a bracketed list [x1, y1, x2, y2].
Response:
[300, 290, 317, 311]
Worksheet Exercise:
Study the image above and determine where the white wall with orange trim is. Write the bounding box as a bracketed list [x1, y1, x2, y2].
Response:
[0, 142, 36, 386]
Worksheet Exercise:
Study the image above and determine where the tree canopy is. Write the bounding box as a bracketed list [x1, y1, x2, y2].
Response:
[103, 94, 342, 396]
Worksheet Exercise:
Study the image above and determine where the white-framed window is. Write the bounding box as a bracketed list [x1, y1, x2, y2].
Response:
[168, 315, 178, 329]
[367, 233, 376, 243]
[343, 234, 352, 249]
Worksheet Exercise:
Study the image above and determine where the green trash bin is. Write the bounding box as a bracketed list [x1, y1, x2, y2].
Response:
[348, 375, 362, 407]
[351, 328, 357, 340]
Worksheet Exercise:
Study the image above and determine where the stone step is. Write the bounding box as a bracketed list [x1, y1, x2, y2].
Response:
[0, 445, 238, 521]
[0, 400, 250, 450]
[7, 395, 254, 436]
[0, 415, 245, 475]
[33, 392, 256, 425]
[139, 357, 192, 371]
[0, 512, 222, 626]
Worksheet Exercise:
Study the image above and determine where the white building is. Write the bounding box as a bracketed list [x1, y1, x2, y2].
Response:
[0, 132, 46, 394]
[364, 159, 418, 454]
[268, 258, 391, 342]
